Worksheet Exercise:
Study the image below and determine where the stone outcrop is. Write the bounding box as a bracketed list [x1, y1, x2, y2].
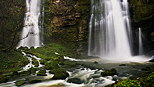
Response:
[129, 0, 154, 54]
[0, 0, 25, 50]
[43, 0, 90, 57]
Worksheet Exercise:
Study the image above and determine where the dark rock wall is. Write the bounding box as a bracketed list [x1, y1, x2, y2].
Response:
[44, 0, 90, 57]
[0, 0, 25, 50]
[129, 0, 154, 55]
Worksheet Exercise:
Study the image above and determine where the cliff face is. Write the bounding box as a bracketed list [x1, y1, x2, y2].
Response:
[0, 0, 25, 50]
[129, 0, 154, 54]
[44, 0, 90, 56]
[44, 0, 154, 56]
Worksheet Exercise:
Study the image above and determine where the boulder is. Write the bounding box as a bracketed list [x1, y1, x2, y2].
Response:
[101, 68, 117, 77]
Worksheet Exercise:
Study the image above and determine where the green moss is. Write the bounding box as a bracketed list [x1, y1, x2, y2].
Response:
[50, 68, 69, 80]
[45, 61, 59, 70]
[18, 71, 31, 76]
[25, 43, 73, 58]
[43, 0, 90, 57]
[0, 50, 29, 74]
[101, 68, 117, 77]
[32, 58, 39, 67]
[0, 0, 25, 50]
[0, 75, 8, 83]
[16, 81, 26, 86]
[114, 72, 154, 87]
[37, 69, 46, 76]
[129, 0, 154, 22]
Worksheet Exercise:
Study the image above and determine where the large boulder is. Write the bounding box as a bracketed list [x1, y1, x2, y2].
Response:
[101, 68, 118, 77]
[50, 68, 69, 80]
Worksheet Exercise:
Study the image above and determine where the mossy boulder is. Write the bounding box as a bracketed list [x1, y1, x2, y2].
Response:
[50, 68, 69, 80]
[16, 81, 26, 86]
[29, 80, 42, 84]
[37, 70, 47, 76]
[45, 61, 59, 70]
[114, 72, 154, 87]
[32, 58, 39, 67]
[19, 71, 31, 76]
[0, 75, 8, 83]
[67, 78, 84, 84]
[101, 68, 117, 77]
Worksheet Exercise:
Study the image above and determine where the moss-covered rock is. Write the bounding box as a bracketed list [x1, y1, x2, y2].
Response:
[0, 75, 8, 83]
[32, 58, 39, 67]
[67, 78, 84, 84]
[45, 61, 59, 70]
[19, 71, 31, 76]
[29, 80, 42, 84]
[0, 50, 29, 74]
[0, 0, 25, 50]
[44, 0, 90, 57]
[16, 81, 26, 86]
[129, 0, 154, 53]
[101, 68, 117, 77]
[37, 70, 47, 76]
[50, 68, 69, 80]
[114, 72, 154, 87]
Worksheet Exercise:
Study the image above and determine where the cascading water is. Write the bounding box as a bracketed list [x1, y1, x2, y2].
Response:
[139, 27, 144, 55]
[17, 0, 42, 48]
[88, 0, 132, 59]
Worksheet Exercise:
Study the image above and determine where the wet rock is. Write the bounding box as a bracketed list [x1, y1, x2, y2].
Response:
[94, 61, 98, 64]
[67, 78, 84, 84]
[16, 81, 26, 86]
[141, 67, 151, 71]
[149, 59, 154, 62]
[0, 75, 8, 83]
[119, 64, 126, 66]
[101, 68, 117, 77]
[19, 71, 31, 76]
[50, 68, 69, 80]
[45, 61, 59, 70]
[37, 70, 47, 76]
[29, 80, 42, 83]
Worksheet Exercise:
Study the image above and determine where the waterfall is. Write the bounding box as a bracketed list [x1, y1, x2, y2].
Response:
[17, 0, 42, 48]
[139, 27, 143, 55]
[88, 0, 132, 59]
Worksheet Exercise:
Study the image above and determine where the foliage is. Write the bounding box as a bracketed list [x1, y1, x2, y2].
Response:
[0, 50, 29, 74]
[24, 43, 74, 58]
[114, 72, 154, 87]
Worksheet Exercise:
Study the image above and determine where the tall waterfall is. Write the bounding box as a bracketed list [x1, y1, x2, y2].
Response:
[17, 0, 42, 48]
[139, 28, 143, 55]
[88, 0, 132, 59]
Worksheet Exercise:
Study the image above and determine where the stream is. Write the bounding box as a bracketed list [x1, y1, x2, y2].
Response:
[0, 52, 154, 87]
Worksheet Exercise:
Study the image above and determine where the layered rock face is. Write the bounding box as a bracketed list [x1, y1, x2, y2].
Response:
[129, 0, 154, 54]
[0, 0, 25, 50]
[44, 0, 90, 56]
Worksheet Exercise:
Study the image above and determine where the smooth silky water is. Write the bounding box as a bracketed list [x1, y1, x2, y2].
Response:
[88, 0, 149, 62]
[17, 0, 42, 48]
[1, 0, 152, 87]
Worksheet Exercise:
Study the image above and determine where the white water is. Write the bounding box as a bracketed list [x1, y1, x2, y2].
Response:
[19, 52, 43, 72]
[0, 68, 115, 87]
[17, 0, 42, 48]
[88, 0, 132, 59]
[22, 68, 115, 87]
[139, 27, 144, 55]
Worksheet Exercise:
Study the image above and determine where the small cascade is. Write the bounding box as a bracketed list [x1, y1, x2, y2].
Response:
[19, 52, 43, 72]
[139, 27, 144, 55]
[88, 0, 132, 59]
[17, 0, 42, 48]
